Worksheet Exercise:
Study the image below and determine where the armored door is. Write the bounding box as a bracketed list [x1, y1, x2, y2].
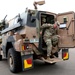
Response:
[57, 12, 75, 48]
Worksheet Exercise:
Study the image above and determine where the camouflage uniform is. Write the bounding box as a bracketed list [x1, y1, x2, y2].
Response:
[41, 23, 59, 57]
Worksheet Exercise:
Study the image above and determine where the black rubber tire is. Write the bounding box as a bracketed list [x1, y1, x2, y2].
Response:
[8, 48, 22, 73]
[0, 55, 2, 61]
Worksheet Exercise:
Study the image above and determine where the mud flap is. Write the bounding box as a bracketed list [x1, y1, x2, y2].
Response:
[22, 54, 33, 71]
[62, 49, 69, 60]
[41, 57, 63, 64]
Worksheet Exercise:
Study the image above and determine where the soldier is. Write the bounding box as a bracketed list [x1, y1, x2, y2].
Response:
[40, 20, 60, 60]
[51, 21, 60, 54]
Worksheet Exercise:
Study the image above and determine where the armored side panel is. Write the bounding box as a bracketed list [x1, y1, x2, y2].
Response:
[57, 11, 75, 48]
[1, 11, 28, 57]
[1, 11, 28, 34]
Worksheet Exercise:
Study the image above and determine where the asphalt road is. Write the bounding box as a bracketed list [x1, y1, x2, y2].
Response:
[0, 48, 75, 75]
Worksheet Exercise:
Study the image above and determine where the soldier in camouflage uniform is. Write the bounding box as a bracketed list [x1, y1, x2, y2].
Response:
[40, 20, 60, 60]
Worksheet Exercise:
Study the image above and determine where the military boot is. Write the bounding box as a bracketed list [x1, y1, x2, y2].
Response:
[47, 56, 53, 61]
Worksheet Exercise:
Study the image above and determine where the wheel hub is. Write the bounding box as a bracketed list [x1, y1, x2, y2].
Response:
[9, 56, 13, 68]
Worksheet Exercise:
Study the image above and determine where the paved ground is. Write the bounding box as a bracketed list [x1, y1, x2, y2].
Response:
[0, 48, 75, 75]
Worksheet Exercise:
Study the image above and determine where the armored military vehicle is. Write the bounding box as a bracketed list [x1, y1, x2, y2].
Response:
[0, 0, 72, 73]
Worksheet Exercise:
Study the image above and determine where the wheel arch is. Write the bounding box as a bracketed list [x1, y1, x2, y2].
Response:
[6, 42, 14, 57]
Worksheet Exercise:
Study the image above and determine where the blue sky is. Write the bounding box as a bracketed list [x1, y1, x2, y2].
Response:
[0, 0, 75, 21]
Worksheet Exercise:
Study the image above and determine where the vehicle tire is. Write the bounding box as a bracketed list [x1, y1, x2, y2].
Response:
[8, 48, 22, 73]
[0, 55, 2, 61]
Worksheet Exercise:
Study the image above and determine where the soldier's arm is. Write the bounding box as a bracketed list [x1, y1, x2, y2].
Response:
[40, 24, 53, 29]
[40, 30, 42, 35]
[56, 23, 60, 34]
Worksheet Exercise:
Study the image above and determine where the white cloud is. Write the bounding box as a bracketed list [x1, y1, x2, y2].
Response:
[0, 0, 75, 21]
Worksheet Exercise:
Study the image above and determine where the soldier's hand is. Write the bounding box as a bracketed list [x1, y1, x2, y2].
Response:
[40, 31, 42, 35]
[53, 24, 57, 29]
[57, 35, 61, 38]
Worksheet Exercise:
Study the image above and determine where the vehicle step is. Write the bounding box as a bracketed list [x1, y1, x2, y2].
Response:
[40, 57, 63, 63]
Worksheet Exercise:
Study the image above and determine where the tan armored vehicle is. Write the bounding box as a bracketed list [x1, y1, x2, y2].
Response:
[0, 0, 74, 73]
